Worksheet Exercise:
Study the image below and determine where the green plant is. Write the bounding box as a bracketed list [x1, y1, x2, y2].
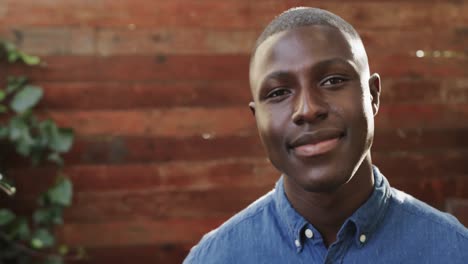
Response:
[0, 41, 81, 263]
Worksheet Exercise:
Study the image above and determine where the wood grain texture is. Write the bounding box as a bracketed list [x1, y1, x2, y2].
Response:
[25, 78, 468, 110]
[37, 104, 468, 137]
[1, 27, 466, 56]
[71, 244, 192, 264]
[6, 55, 468, 83]
[1, 1, 466, 29]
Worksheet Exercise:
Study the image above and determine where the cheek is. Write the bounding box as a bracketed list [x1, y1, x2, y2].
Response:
[334, 88, 373, 131]
[342, 91, 375, 144]
[255, 106, 290, 151]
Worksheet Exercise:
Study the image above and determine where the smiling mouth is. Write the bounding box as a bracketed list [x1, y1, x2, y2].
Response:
[293, 137, 341, 157]
[289, 129, 345, 157]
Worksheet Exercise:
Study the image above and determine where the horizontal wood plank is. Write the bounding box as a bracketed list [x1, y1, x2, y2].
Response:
[27, 78, 468, 111]
[3, 127, 468, 169]
[382, 78, 468, 105]
[72, 243, 192, 264]
[5, 55, 250, 82]
[44, 107, 256, 137]
[1, 27, 466, 56]
[32, 105, 468, 137]
[8, 158, 274, 193]
[73, 241, 191, 264]
[5, 55, 467, 84]
[8, 135, 468, 193]
[1, 1, 466, 30]
[5, 151, 468, 221]
[57, 218, 227, 247]
[62, 173, 468, 221]
[36, 80, 253, 110]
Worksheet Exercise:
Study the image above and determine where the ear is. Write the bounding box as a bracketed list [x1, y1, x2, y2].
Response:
[248, 101, 256, 116]
[368, 73, 381, 116]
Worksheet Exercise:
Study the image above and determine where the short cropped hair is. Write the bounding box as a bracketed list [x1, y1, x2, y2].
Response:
[253, 7, 361, 55]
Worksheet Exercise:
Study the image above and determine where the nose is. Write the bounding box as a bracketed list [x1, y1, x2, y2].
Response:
[291, 89, 328, 125]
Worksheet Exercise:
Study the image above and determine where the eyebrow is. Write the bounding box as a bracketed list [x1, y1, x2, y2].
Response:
[261, 57, 357, 85]
[315, 57, 357, 70]
[262, 71, 292, 83]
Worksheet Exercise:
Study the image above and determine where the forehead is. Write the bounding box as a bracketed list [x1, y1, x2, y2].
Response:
[250, 25, 365, 91]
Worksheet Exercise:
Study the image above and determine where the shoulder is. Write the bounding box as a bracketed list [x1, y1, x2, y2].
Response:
[184, 189, 277, 264]
[389, 188, 468, 240]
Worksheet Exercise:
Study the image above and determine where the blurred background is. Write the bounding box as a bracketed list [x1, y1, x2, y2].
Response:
[0, 0, 467, 263]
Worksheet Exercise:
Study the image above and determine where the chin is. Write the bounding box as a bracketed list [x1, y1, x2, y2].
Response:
[283, 160, 352, 193]
[300, 172, 352, 193]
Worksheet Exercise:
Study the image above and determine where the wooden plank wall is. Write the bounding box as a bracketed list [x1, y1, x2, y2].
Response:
[1, 0, 467, 263]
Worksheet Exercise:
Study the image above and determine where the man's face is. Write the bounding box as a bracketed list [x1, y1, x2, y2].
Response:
[249, 25, 380, 193]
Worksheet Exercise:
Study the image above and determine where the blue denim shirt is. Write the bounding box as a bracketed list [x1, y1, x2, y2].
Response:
[184, 167, 468, 263]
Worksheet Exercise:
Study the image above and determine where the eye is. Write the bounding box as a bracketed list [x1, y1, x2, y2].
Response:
[321, 76, 347, 87]
[266, 88, 291, 99]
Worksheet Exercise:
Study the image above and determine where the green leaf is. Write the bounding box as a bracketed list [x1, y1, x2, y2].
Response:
[9, 217, 30, 240]
[33, 207, 63, 225]
[53, 128, 74, 153]
[47, 152, 64, 166]
[0, 90, 5, 101]
[0, 209, 15, 225]
[8, 117, 35, 156]
[30, 238, 43, 249]
[7, 51, 19, 63]
[16, 138, 35, 156]
[31, 228, 55, 249]
[20, 52, 41, 66]
[10, 85, 43, 113]
[8, 117, 28, 141]
[3, 41, 17, 53]
[32, 208, 50, 225]
[51, 209, 64, 225]
[39, 120, 74, 153]
[47, 177, 73, 207]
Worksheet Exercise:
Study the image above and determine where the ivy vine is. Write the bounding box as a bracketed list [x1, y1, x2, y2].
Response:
[0, 41, 83, 263]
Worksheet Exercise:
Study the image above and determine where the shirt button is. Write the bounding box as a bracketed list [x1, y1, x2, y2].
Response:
[294, 239, 301, 247]
[305, 229, 314, 239]
[359, 234, 367, 243]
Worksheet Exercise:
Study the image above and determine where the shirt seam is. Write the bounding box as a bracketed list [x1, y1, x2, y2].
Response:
[390, 197, 468, 240]
[186, 194, 275, 263]
[194, 200, 274, 261]
[224, 205, 270, 235]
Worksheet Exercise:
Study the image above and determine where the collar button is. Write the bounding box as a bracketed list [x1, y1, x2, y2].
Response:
[305, 229, 314, 239]
[359, 234, 367, 244]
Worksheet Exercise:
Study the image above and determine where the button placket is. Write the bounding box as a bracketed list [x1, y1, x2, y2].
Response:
[294, 239, 301, 247]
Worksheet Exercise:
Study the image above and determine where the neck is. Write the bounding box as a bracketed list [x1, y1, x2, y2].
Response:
[283, 158, 374, 247]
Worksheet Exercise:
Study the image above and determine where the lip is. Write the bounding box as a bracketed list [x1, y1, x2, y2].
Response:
[289, 128, 345, 157]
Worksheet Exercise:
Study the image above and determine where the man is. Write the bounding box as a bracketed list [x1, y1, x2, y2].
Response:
[184, 7, 468, 263]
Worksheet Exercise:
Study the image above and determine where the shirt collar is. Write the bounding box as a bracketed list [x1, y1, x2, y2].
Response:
[347, 166, 392, 246]
[273, 176, 309, 251]
[274, 165, 391, 249]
